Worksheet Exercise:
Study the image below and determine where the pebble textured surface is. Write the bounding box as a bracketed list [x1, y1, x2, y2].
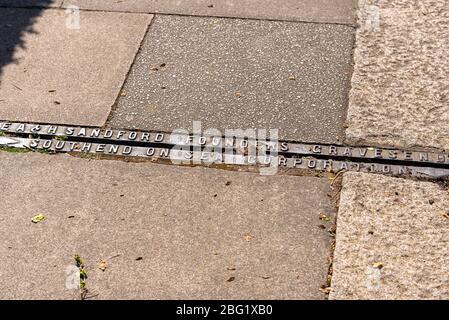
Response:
[331, 172, 449, 300]
[63, 0, 356, 25]
[110, 15, 354, 143]
[0, 152, 335, 299]
[346, 0, 449, 151]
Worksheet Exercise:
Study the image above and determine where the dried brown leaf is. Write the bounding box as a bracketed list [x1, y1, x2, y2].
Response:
[244, 233, 253, 242]
[99, 260, 107, 272]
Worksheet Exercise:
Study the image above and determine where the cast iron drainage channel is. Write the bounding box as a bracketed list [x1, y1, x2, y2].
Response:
[1, 121, 449, 180]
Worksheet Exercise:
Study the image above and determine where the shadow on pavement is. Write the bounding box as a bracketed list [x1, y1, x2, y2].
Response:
[0, 0, 54, 79]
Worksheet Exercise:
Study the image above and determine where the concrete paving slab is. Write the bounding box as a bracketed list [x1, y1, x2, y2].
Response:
[63, 0, 356, 25]
[0, 8, 152, 126]
[109, 15, 354, 144]
[0, 0, 62, 8]
[346, 0, 449, 151]
[0, 151, 335, 299]
[331, 172, 449, 300]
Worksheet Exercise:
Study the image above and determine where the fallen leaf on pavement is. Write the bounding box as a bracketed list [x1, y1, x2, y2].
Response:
[31, 214, 45, 223]
[99, 260, 107, 272]
[244, 233, 253, 242]
[319, 287, 332, 294]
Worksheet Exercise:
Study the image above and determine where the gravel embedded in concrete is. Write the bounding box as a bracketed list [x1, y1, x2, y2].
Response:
[109, 15, 354, 144]
[331, 172, 449, 300]
[346, 0, 449, 151]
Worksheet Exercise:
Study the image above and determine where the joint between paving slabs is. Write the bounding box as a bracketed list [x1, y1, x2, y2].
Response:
[102, 12, 156, 129]
[321, 173, 343, 298]
[1, 136, 449, 185]
[45, 3, 359, 27]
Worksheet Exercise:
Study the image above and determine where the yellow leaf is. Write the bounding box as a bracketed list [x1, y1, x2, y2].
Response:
[31, 214, 45, 223]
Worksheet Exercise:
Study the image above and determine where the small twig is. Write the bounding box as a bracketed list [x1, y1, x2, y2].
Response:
[80, 288, 89, 300]
[23, 145, 37, 152]
[330, 170, 345, 187]
[108, 254, 121, 260]
[82, 292, 99, 300]
[12, 84, 23, 91]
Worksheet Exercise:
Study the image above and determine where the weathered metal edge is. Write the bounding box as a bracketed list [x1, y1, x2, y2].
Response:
[2, 136, 448, 179]
[1, 121, 448, 168]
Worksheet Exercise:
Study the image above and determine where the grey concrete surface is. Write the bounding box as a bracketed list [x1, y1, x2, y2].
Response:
[346, 0, 449, 151]
[63, 0, 356, 25]
[109, 15, 354, 144]
[331, 172, 449, 300]
[0, 8, 152, 126]
[0, 151, 335, 299]
[0, 0, 62, 7]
